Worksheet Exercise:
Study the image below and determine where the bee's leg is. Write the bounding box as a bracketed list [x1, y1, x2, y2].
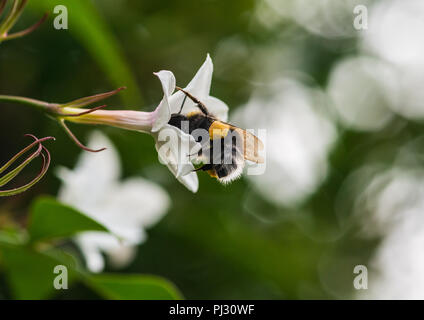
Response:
[187, 151, 200, 157]
[187, 144, 207, 158]
[187, 151, 202, 162]
[194, 164, 213, 172]
[175, 86, 210, 115]
[193, 164, 218, 179]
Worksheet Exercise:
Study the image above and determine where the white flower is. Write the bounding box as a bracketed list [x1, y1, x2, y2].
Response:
[233, 78, 336, 207]
[56, 131, 170, 273]
[327, 56, 398, 131]
[63, 54, 228, 193]
[360, 0, 424, 120]
[150, 54, 228, 192]
[357, 168, 424, 299]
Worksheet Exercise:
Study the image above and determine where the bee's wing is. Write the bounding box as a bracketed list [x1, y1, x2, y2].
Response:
[232, 127, 264, 164]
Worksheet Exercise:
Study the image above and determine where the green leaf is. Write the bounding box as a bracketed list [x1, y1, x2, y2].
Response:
[87, 274, 183, 300]
[0, 245, 79, 299]
[0, 228, 26, 246]
[28, 196, 109, 243]
[28, 0, 143, 107]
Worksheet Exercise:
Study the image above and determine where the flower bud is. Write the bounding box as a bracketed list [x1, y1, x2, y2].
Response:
[0, 0, 48, 43]
[0, 135, 55, 197]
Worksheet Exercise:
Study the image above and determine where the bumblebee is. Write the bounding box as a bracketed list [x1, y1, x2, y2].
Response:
[168, 87, 264, 184]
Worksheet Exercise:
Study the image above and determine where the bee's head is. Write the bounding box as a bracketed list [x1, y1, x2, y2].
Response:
[168, 113, 188, 128]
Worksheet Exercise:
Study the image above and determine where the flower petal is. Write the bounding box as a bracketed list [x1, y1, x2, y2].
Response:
[152, 71, 175, 132]
[76, 231, 142, 272]
[75, 233, 108, 273]
[108, 177, 170, 228]
[75, 131, 121, 182]
[84, 249, 104, 273]
[156, 144, 199, 192]
[56, 131, 121, 206]
[184, 53, 213, 98]
[179, 171, 199, 193]
[75, 226, 143, 273]
[154, 70, 176, 96]
[167, 55, 229, 122]
[58, 131, 171, 272]
[155, 125, 200, 192]
[203, 96, 229, 121]
[107, 245, 137, 269]
[168, 90, 199, 115]
[175, 129, 202, 178]
[168, 91, 229, 121]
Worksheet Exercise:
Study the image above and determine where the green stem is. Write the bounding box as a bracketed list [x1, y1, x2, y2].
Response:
[0, 0, 21, 37]
[0, 94, 155, 133]
[0, 94, 58, 113]
[0, 91, 150, 153]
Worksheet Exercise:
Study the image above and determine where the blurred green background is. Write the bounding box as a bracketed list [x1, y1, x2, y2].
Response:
[1, 0, 422, 299]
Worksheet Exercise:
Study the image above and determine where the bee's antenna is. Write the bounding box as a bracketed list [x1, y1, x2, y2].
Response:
[175, 86, 209, 115]
[178, 94, 188, 114]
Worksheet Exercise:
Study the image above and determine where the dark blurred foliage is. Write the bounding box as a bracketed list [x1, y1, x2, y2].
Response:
[0, 0, 391, 299]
